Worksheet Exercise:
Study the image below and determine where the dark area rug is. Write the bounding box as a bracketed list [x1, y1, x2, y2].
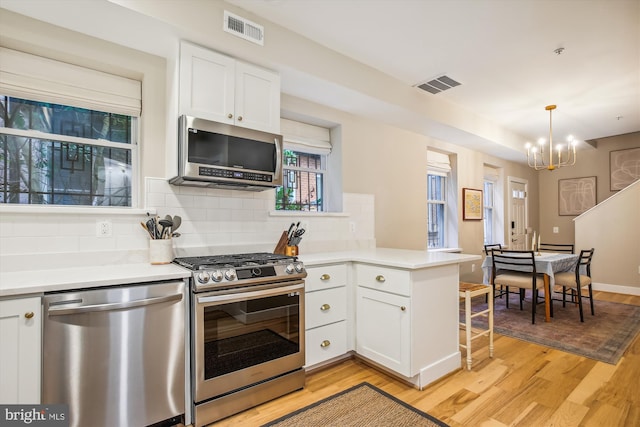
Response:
[465, 295, 640, 364]
[261, 382, 448, 427]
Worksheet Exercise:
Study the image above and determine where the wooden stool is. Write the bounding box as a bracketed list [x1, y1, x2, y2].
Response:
[459, 282, 494, 370]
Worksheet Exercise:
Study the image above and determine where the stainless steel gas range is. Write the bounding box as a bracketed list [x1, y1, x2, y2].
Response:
[173, 252, 306, 427]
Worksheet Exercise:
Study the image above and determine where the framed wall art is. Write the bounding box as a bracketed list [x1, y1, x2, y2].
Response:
[462, 188, 483, 220]
[558, 176, 597, 216]
[610, 147, 640, 191]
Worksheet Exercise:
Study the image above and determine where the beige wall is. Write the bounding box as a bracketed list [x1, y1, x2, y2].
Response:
[538, 132, 640, 244]
[280, 94, 540, 283]
[575, 181, 640, 289]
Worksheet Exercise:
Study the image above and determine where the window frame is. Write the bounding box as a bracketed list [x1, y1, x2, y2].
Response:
[483, 179, 495, 245]
[0, 98, 138, 207]
[276, 148, 326, 212]
[427, 172, 448, 249]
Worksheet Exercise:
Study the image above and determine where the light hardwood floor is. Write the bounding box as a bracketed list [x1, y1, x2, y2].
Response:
[211, 291, 640, 426]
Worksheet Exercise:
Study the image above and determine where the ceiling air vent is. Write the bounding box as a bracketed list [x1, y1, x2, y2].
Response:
[416, 75, 461, 94]
[224, 11, 264, 46]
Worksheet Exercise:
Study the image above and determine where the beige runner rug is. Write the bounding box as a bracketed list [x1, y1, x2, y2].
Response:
[261, 382, 449, 427]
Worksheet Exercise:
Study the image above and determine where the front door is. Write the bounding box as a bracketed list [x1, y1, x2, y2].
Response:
[508, 177, 528, 250]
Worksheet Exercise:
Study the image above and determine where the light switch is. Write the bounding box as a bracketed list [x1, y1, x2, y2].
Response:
[553, 227, 559, 234]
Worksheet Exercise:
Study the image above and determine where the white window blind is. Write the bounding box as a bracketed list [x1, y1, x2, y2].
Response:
[280, 118, 331, 155]
[484, 165, 499, 182]
[0, 47, 141, 117]
[427, 150, 451, 176]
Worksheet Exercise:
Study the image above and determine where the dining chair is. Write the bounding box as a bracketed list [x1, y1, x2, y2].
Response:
[483, 243, 502, 255]
[538, 243, 574, 253]
[552, 248, 595, 322]
[483, 244, 503, 302]
[491, 250, 545, 324]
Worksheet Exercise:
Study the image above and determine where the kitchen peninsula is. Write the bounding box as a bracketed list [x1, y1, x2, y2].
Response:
[300, 248, 481, 389]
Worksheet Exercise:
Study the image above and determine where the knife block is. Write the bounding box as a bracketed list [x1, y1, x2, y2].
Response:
[273, 231, 289, 255]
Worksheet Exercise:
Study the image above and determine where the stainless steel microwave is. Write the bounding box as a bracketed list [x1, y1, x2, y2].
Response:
[170, 115, 283, 190]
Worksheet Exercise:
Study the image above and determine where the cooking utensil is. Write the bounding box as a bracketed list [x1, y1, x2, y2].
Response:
[172, 215, 182, 232]
[140, 222, 154, 239]
[159, 219, 173, 239]
[146, 219, 158, 239]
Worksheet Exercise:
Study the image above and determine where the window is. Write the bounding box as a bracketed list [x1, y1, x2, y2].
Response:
[483, 165, 502, 246]
[483, 180, 495, 244]
[427, 150, 453, 249]
[276, 119, 331, 212]
[277, 149, 324, 211]
[0, 96, 135, 206]
[0, 47, 141, 207]
[427, 174, 447, 248]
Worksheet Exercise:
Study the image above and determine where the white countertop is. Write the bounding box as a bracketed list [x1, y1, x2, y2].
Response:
[299, 248, 481, 269]
[0, 263, 191, 298]
[1, 248, 480, 298]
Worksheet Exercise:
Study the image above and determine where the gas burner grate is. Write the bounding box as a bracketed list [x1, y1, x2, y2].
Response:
[173, 252, 295, 270]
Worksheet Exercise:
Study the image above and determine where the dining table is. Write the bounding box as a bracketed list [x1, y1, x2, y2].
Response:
[481, 251, 579, 322]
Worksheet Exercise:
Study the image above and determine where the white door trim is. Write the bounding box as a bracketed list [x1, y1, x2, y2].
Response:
[507, 176, 529, 249]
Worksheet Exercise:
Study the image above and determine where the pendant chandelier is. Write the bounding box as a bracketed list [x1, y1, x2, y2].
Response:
[525, 105, 578, 171]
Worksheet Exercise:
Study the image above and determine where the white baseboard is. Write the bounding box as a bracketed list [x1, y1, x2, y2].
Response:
[592, 282, 640, 296]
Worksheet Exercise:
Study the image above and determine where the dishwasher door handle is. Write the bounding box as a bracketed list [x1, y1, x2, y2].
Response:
[48, 293, 183, 316]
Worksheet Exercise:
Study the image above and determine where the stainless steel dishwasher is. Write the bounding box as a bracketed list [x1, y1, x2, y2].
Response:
[42, 280, 187, 427]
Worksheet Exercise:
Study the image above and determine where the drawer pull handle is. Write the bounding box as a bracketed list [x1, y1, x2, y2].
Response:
[320, 274, 331, 281]
[238, 116, 243, 121]
[320, 304, 331, 311]
[24, 311, 35, 319]
[320, 340, 331, 348]
[227, 113, 233, 119]
[401, 306, 406, 311]
[376, 275, 386, 282]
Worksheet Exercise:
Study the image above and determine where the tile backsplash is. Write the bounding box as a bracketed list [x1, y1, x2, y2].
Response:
[0, 177, 375, 271]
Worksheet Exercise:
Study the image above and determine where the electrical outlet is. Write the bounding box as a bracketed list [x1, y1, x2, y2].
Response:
[349, 222, 356, 233]
[553, 226, 559, 234]
[471, 263, 476, 273]
[96, 220, 112, 237]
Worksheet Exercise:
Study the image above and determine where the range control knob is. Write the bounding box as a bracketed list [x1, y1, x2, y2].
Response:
[294, 262, 305, 273]
[197, 272, 210, 284]
[285, 263, 295, 274]
[224, 269, 237, 281]
[210, 270, 223, 282]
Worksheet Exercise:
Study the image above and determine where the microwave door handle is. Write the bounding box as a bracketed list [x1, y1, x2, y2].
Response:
[275, 137, 282, 178]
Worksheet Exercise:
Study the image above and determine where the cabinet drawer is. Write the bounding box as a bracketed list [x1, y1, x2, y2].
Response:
[305, 321, 348, 367]
[305, 264, 348, 292]
[306, 287, 347, 329]
[355, 264, 411, 296]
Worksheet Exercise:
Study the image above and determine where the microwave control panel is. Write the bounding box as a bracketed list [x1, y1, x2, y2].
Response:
[199, 167, 272, 182]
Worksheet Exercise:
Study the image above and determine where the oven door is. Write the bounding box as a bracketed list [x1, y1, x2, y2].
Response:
[193, 281, 305, 403]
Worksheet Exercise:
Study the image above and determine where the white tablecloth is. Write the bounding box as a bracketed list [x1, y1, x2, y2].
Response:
[482, 252, 579, 286]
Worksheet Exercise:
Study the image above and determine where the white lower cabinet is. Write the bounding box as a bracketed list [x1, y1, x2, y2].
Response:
[356, 286, 411, 376]
[0, 296, 41, 403]
[355, 262, 460, 388]
[305, 321, 348, 367]
[304, 264, 350, 368]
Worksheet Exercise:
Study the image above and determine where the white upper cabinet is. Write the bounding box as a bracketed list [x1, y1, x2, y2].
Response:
[179, 41, 281, 133]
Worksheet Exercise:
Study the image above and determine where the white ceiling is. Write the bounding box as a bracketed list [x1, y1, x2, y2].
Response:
[226, 0, 640, 149]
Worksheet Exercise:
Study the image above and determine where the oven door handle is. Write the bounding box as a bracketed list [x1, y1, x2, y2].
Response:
[197, 281, 304, 305]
